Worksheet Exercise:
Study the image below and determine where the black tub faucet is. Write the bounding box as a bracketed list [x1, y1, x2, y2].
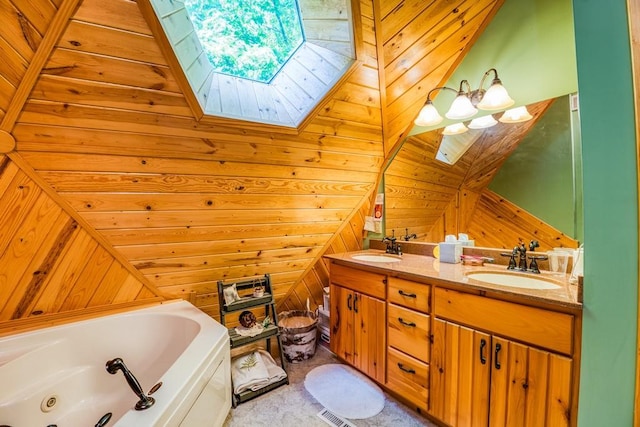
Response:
[106, 358, 155, 410]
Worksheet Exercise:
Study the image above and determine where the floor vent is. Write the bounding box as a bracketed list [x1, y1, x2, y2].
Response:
[317, 408, 356, 427]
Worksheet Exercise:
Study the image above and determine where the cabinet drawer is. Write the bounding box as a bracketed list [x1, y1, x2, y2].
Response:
[388, 304, 430, 363]
[386, 347, 428, 411]
[388, 277, 430, 313]
[434, 288, 574, 355]
[330, 262, 386, 299]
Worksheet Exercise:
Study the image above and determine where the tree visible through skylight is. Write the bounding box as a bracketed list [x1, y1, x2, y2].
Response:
[183, 0, 305, 83]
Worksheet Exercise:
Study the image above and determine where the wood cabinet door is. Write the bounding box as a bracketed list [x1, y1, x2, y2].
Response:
[489, 337, 572, 427]
[430, 318, 490, 426]
[354, 292, 386, 383]
[329, 284, 354, 365]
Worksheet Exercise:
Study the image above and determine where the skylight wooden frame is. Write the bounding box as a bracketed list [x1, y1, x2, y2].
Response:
[138, 0, 357, 129]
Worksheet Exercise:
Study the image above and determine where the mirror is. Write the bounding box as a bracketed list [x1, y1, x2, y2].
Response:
[382, 94, 583, 250]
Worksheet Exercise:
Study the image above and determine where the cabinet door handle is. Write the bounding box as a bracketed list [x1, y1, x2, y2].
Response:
[398, 363, 416, 374]
[398, 317, 416, 327]
[494, 343, 502, 370]
[480, 338, 487, 365]
[353, 294, 358, 313]
[398, 290, 417, 298]
[347, 294, 352, 311]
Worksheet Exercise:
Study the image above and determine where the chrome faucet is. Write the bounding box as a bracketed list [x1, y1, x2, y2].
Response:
[106, 358, 155, 410]
[382, 230, 402, 255]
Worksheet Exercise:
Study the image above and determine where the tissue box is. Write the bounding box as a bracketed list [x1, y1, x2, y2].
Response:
[439, 242, 462, 263]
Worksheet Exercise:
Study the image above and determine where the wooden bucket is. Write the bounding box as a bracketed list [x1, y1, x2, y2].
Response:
[278, 310, 318, 362]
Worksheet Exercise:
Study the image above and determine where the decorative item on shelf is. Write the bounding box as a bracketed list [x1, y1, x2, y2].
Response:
[236, 311, 265, 337]
[239, 310, 257, 328]
[223, 283, 240, 305]
[252, 280, 265, 298]
[414, 68, 532, 135]
[261, 316, 272, 328]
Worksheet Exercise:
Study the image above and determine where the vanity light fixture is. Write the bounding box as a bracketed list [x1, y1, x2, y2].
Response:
[442, 122, 469, 135]
[414, 68, 514, 127]
[468, 114, 498, 129]
[499, 105, 533, 123]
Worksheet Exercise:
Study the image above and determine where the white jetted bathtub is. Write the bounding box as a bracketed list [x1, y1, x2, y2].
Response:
[0, 300, 231, 426]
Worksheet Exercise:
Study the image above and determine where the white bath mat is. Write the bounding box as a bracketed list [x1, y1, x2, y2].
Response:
[304, 364, 385, 419]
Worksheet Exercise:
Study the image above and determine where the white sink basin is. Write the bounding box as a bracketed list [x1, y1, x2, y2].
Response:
[351, 254, 402, 263]
[465, 271, 561, 290]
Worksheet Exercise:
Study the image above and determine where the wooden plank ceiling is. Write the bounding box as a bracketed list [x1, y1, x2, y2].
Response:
[0, 0, 506, 328]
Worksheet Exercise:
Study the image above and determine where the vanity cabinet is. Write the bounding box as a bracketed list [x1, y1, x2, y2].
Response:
[329, 263, 386, 382]
[430, 288, 575, 427]
[385, 277, 431, 411]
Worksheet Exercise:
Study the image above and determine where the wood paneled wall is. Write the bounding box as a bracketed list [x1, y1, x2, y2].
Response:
[0, 0, 511, 332]
[0, 154, 162, 334]
[467, 189, 578, 251]
[0, 0, 388, 330]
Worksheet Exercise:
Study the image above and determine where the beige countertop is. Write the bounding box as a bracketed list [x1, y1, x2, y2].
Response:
[324, 249, 582, 310]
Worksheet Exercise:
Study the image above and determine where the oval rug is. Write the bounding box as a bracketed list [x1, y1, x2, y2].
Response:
[304, 363, 385, 419]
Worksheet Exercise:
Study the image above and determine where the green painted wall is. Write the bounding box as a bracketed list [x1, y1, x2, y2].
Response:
[489, 95, 583, 242]
[573, 0, 638, 425]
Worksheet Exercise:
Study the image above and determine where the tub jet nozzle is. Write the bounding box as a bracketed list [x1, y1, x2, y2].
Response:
[106, 357, 155, 410]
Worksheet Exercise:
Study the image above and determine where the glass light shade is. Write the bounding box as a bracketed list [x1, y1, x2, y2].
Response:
[477, 82, 514, 110]
[499, 106, 533, 123]
[445, 94, 478, 120]
[442, 122, 468, 135]
[414, 102, 443, 126]
[468, 114, 497, 129]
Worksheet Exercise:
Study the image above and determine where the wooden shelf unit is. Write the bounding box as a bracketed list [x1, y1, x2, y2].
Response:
[217, 274, 289, 406]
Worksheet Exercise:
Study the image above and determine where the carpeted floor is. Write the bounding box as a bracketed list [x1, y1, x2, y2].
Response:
[223, 345, 437, 427]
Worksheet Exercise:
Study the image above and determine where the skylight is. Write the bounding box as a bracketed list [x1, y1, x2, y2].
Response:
[147, 0, 356, 127]
[182, 0, 304, 83]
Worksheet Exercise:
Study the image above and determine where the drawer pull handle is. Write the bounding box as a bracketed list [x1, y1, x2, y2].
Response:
[347, 294, 352, 311]
[494, 343, 502, 370]
[398, 317, 416, 327]
[480, 338, 487, 365]
[398, 363, 416, 374]
[353, 294, 358, 313]
[398, 290, 417, 298]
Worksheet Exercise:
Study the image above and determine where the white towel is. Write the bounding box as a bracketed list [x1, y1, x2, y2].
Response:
[231, 349, 287, 395]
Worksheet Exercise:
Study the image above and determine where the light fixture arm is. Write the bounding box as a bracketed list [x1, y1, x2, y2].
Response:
[478, 68, 500, 91]
[424, 86, 460, 104]
[457, 79, 472, 96]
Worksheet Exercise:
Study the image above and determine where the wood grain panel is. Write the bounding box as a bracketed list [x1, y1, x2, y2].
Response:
[0, 0, 42, 61]
[467, 189, 579, 251]
[3, 0, 384, 320]
[30, 75, 192, 116]
[42, 48, 182, 92]
[0, 157, 162, 333]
